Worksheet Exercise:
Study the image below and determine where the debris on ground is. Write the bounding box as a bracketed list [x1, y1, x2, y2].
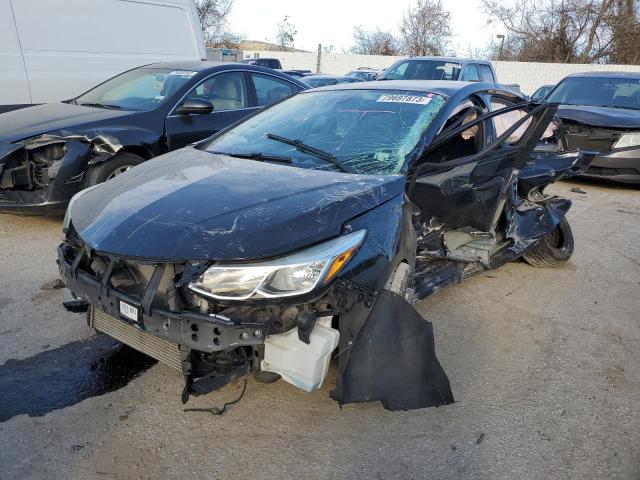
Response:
[570, 187, 587, 194]
[40, 278, 65, 290]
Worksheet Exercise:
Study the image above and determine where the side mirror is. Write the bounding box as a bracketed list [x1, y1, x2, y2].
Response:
[176, 99, 214, 115]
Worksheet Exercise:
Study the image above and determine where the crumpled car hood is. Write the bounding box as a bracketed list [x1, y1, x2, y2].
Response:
[558, 105, 640, 129]
[0, 102, 132, 143]
[69, 147, 405, 261]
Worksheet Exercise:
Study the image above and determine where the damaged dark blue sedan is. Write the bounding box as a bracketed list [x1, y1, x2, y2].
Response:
[59, 81, 593, 411]
[0, 62, 305, 214]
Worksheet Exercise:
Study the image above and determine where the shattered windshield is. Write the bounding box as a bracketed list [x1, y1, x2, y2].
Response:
[547, 77, 640, 110]
[75, 68, 195, 111]
[203, 89, 447, 175]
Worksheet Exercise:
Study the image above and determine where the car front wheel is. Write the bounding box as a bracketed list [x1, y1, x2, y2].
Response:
[82, 152, 145, 188]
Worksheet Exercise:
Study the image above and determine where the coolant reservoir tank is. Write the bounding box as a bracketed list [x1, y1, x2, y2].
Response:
[261, 316, 339, 392]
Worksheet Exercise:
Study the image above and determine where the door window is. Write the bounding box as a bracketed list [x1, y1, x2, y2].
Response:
[461, 64, 480, 82]
[251, 73, 296, 106]
[490, 99, 531, 144]
[183, 72, 248, 111]
[478, 65, 496, 83]
[429, 98, 486, 161]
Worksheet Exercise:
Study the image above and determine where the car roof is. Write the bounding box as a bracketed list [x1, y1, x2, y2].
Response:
[305, 75, 341, 80]
[396, 56, 492, 65]
[565, 71, 640, 79]
[139, 61, 307, 87]
[306, 80, 496, 96]
[142, 60, 287, 72]
[142, 61, 228, 71]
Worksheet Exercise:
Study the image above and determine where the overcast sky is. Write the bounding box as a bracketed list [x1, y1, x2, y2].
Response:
[226, 0, 507, 54]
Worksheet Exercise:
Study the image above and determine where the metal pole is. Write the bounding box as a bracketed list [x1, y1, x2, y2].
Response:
[317, 43, 322, 73]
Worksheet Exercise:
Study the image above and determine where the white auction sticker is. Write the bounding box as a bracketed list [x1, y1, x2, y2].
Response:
[169, 70, 197, 77]
[119, 300, 139, 322]
[377, 94, 432, 105]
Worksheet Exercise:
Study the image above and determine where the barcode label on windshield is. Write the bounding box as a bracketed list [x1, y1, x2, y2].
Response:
[169, 71, 197, 77]
[377, 94, 432, 105]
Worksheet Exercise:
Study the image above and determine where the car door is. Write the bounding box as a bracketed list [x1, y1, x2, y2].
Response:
[409, 99, 557, 233]
[165, 71, 258, 150]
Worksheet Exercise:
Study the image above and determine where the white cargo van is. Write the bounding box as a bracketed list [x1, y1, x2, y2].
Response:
[0, 0, 206, 112]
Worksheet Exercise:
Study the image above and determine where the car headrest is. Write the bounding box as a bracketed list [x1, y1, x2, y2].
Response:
[215, 78, 239, 100]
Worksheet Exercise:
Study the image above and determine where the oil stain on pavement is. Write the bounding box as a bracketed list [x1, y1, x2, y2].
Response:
[0, 334, 156, 422]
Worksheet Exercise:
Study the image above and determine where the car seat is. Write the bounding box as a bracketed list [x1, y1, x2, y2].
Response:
[211, 77, 243, 110]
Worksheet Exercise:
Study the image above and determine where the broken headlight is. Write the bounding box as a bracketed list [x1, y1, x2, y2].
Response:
[613, 132, 640, 149]
[189, 230, 366, 300]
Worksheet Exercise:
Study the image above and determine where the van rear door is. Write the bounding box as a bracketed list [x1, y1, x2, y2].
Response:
[10, 0, 206, 105]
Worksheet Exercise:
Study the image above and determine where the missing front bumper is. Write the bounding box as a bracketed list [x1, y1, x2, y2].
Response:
[89, 306, 182, 371]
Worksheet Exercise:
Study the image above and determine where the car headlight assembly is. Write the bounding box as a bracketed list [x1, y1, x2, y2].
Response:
[188, 229, 367, 300]
[613, 132, 640, 149]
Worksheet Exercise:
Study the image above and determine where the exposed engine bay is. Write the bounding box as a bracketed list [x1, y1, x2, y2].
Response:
[0, 133, 121, 213]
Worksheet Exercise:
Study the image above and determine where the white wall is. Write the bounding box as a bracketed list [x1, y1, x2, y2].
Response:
[243, 50, 640, 95]
[493, 61, 640, 94]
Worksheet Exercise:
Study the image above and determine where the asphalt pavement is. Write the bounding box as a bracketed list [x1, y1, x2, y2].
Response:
[0, 179, 638, 480]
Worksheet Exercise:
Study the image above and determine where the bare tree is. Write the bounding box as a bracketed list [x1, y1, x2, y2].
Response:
[195, 0, 238, 46]
[350, 26, 402, 55]
[276, 15, 298, 50]
[610, 0, 640, 63]
[483, 0, 640, 64]
[399, 0, 452, 56]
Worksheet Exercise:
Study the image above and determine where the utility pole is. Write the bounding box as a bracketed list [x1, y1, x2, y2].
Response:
[316, 43, 322, 73]
[497, 34, 505, 60]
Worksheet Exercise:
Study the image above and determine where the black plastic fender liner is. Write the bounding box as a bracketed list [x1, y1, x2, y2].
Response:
[331, 289, 454, 411]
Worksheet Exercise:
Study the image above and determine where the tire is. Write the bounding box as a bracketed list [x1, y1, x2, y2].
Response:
[82, 152, 145, 188]
[522, 217, 574, 268]
[253, 370, 281, 384]
[385, 262, 413, 299]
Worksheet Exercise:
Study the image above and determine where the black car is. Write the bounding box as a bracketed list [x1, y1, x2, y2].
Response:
[345, 68, 381, 81]
[303, 75, 364, 88]
[282, 70, 314, 79]
[0, 62, 306, 214]
[547, 72, 640, 185]
[531, 84, 554, 102]
[60, 81, 592, 411]
[239, 58, 283, 70]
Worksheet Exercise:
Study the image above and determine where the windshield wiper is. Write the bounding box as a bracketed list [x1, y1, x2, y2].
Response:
[209, 151, 292, 164]
[265, 133, 350, 173]
[78, 102, 122, 110]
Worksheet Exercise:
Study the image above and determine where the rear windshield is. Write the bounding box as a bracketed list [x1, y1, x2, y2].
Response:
[547, 77, 640, 110]
[304, 77, 339, 88]
[203, 89, 447, 175]
[347, 71, 377, 81]
[380, 60, 461, 81]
